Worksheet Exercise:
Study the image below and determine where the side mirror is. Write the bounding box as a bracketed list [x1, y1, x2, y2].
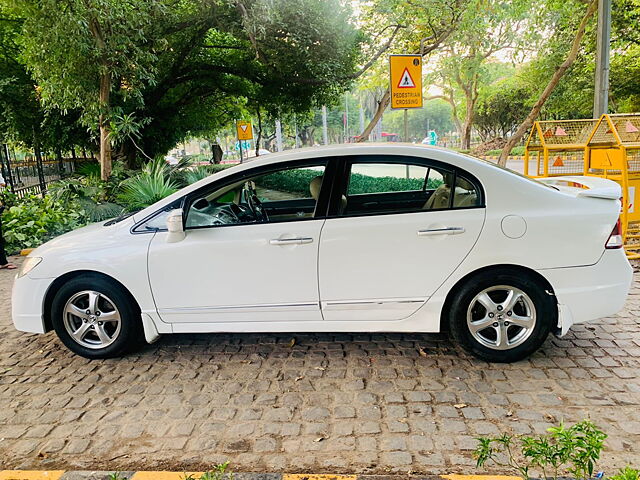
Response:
[166, 209, 185, 243]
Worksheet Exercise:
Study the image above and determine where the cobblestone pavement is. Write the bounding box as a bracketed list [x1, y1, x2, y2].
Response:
[1, 257, 639, 474]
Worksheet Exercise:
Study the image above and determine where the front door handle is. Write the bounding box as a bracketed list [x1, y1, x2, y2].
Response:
[269, 237, 314, 245]
[417, 227, 465, 236]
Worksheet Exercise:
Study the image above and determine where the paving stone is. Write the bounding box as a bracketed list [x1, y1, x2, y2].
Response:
[0, 257, 639, 474]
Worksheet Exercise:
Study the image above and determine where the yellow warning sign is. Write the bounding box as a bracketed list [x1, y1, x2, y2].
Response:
[389, 55, 423, 109]
[236, 121, 253, 140]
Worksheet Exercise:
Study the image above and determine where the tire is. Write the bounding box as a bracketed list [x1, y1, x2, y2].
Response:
[51, 274, 142, 359]
[448, 270, 556, 363]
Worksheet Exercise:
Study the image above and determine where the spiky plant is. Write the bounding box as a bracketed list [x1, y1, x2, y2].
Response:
[117, 168, 179, 211]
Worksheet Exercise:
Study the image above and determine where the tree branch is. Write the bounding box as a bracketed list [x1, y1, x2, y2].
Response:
[497, 0, 598, 166]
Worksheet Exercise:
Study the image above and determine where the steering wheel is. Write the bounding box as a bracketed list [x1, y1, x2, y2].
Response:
[242, 182, 269, 222]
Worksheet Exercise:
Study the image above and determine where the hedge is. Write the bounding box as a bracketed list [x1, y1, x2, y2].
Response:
[255, 168, 443, 197]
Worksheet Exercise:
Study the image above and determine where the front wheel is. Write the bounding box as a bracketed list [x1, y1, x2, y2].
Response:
[449, 270, 556, 363]
[51, 275, 142, 359]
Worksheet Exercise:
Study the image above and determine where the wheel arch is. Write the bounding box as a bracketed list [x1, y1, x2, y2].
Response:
[43, 270, 141, 332]
[439, 264, 557, 332]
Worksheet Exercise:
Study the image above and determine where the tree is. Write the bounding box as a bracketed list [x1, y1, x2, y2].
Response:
[356, 0, 466, 141]
[0, 12, 89, 152]
[474, 75, 531, 141]
[498, 0, 598, 166]
[430, 0, 533, 149]
[382, 99, 455, 141]
[12, 0, 161, 179]
[10, 0, 364, 177]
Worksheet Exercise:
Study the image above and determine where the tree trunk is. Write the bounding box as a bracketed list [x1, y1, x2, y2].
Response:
[357, 90, 390, 142]
[118, 140, 137, 170]
[255, 107, 262, 156]
[498, 0, 598, 166]
[99, 71, 112, 180]
[460, 91, 476, 150]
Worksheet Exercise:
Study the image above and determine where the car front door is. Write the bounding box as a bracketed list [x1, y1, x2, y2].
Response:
[318, 155, 486, 322]
[145, 159, 334, 325]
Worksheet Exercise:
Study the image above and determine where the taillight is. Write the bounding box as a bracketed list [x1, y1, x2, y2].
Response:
[606, 219, 623, 249]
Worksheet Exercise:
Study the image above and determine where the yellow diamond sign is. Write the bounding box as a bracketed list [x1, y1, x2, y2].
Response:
[389, 55, 423, 109]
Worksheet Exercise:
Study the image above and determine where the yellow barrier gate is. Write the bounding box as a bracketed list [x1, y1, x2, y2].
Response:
[525, 114, 640, 259]
[524, 119, 598, 177]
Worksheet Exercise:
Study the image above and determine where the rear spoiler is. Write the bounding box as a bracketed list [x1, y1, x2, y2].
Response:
[538, 176, 621, 200]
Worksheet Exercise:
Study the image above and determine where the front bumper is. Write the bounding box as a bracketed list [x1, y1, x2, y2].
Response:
[12, 274, 54, 334]
[539, 249, 633, 335]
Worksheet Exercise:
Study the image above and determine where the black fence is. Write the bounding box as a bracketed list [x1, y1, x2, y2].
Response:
[0, 144, 92, 198]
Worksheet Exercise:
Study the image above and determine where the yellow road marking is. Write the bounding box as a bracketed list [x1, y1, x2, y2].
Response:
[131, 472, 204, 480]
[0, 472, 65, 480]
[442, 476, 522, 480]
[283, 476, 357, 480]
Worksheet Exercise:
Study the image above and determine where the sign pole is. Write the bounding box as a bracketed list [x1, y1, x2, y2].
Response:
[404, 109, 409, 178]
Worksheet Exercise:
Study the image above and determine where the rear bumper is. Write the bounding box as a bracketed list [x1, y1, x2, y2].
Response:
[538, 249, 633, 335]
[12, 274, 53, 334]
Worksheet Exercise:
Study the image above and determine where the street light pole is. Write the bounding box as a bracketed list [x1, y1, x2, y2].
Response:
[275, 119, 283, 152]
[322, 106, 328, 145]
[593, 0, 611, 118]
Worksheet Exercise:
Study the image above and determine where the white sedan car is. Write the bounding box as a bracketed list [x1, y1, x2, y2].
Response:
[12, 144, 632, 362]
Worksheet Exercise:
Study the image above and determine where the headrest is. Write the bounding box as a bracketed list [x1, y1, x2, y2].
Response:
[310, 175, 323, 200]
[456, 177, 474, 191]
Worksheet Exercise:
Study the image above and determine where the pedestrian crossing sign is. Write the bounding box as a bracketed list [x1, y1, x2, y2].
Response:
[389, 55, 423, 109]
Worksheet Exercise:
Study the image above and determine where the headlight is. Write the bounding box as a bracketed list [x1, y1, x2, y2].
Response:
[18, 257, 42, 278]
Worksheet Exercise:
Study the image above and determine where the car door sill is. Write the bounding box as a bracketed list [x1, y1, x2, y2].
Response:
[159, 302, 320, 315]
[321, 298, 426, 311]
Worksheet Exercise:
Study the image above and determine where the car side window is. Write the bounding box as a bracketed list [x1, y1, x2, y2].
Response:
[186, 164, 326, 228]
[341, 158, 481, 217]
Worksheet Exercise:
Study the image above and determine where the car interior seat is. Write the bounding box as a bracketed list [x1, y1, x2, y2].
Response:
[423, 173, 477, 209]
[310, 175, 347, 213]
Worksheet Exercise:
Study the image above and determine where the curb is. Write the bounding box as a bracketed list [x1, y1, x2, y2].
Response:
[0, 473, 522, 480]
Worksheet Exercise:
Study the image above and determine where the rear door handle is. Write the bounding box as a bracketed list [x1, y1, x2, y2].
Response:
[417, 227, 465, 236]
[269, 237, 314, 245]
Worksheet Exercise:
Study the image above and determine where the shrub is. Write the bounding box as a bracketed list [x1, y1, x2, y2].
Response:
[2, 194, 84, 253]
[474, 419, 607, 480]
[48, 177, 124, 222]
[75, 161, 101, 177]
[348, 172, 442, 194]
[254, 169, 441, 197]
[117, 174, 179, 211]
[255, 168, 319, 196]
[477, 146, 526, 156]
[183, 461, 232, 480]
[610, 467, 640, 480]
[175, 164, 231, 187]
[184, 153, 210, 164]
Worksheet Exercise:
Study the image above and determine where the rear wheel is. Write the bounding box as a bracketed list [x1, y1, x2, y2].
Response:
[449, 270, 556, 362]
[51, 275, 142, 359]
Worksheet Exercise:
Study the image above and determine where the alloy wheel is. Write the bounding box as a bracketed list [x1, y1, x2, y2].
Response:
[62, 290, 122, 349]
[466, 285, 537, 351]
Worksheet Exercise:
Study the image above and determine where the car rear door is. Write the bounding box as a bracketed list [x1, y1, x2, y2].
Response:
[318, 155, 486, 322]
